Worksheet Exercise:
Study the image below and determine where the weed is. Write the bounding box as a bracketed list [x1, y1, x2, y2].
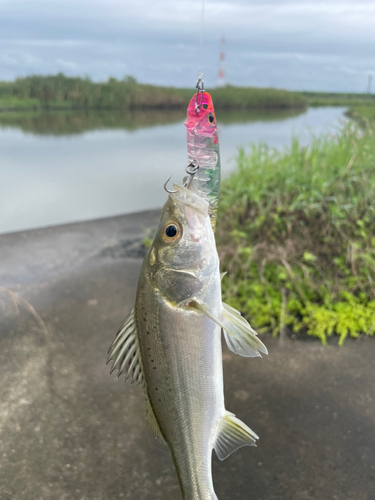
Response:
[216, 123, 375, 344]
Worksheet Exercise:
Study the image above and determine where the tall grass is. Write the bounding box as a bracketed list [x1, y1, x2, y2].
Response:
[216, 124, 375, 344]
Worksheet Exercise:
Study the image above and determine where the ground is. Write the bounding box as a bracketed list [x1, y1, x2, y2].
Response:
[0, 211, 374, 500]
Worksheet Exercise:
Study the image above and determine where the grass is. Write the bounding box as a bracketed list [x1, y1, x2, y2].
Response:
[216, 123, 375, 345]
[0, 96, 41, 109]
[346, 106, 375, 127]
[302, 91, 375, 107]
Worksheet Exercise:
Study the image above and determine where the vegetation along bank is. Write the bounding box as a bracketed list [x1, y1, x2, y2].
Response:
[0, 74, 307, 112]
[216, 123, 375, 345]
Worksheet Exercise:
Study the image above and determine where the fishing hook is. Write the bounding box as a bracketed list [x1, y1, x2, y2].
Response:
[164, 175, 178, 194]
[183, 160, 199, 189]
[195, 72, 205, 114]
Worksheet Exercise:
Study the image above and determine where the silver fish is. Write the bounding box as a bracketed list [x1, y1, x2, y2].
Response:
[108, 184, 267, 500]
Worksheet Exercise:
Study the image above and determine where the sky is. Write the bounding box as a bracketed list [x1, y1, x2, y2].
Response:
[0, 0, 375, 92]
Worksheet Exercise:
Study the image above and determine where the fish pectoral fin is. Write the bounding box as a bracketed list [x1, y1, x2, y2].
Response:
[191, 301, 267, 358]
[107, 308, 144, 385]
[221, 302, 268, 358]
[220, 271, 227, 281]
[214, 412, 259, 461]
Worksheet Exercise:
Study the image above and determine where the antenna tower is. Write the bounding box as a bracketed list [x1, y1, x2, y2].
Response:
[217, 35, 225, 87]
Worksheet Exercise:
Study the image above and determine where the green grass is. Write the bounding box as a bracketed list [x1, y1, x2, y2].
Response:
[216, 124, 375, 345]
[346, 106, 375, 126]
[301, 91, 375, 107]
[0, 97, 41, 109]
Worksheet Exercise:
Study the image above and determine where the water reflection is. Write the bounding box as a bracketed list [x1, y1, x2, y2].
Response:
[1, 107, 346, 234]
[0, 107, 305, 136]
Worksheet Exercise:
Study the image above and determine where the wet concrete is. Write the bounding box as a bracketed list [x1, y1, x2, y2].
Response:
[0, 211, 374, 500]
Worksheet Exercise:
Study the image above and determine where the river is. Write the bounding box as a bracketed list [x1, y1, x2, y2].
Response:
[0, 106, 346, 234]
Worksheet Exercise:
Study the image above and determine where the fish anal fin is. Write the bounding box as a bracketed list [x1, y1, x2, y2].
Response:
[145, 395, 166, 447]
[214, 412, 259, 461]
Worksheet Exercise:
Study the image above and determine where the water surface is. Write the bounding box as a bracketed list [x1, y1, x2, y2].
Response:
[1, 106, 346, 234]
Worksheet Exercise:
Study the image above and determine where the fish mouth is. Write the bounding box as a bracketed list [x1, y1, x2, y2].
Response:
[169, 184, 209, 217]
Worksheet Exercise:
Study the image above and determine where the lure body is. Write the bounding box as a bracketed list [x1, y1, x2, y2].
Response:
[185, 91, 221, 232]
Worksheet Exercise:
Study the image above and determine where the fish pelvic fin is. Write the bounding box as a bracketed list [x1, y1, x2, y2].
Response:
[191, 301, 267, 358]
[107, 308, 166, 446]
[214, 411, 259, 461]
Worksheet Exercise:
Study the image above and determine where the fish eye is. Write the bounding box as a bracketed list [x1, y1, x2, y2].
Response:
[208, 112, 215, 124]
[165, 225, 177, 238]
[161, 220, 182, 244]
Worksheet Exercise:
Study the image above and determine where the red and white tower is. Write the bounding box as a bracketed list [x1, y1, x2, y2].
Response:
[217, 35, 226, 87]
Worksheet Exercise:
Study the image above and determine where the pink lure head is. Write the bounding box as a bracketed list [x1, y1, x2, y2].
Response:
[184, 91, 217, 137]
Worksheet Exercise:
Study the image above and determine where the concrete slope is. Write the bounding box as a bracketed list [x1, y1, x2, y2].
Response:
[0, 211, 374, 500]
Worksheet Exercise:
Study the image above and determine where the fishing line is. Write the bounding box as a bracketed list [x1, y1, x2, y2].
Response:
[199, 0, 205, 75]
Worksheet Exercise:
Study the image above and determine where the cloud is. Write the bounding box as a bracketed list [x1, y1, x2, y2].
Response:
[0, 0, 374, 91]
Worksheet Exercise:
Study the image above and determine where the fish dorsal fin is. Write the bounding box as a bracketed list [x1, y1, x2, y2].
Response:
[214, 411, 259, 461]
[107, 309, 166, 445]
[191, 301, 267, 358]
[107, 309, 144, 385]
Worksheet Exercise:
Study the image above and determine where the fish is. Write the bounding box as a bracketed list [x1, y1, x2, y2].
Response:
[107, 182, 268, 500]
[185, 90, 221, 232]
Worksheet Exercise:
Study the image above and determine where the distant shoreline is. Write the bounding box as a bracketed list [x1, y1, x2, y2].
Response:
[0, 73, 307, 112]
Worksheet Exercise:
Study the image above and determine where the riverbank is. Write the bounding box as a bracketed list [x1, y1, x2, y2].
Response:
[1, 210, 374, 500]
[217, 122, 375, 345]
[0, 74, 307, 112]
[346, 105, 375, 126]
[302, 91, 375, 106]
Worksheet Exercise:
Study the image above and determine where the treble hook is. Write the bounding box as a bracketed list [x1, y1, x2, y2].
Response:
[164, 175, 177, 194]
[195, 72, 205, 114]
[183, 160, 199, 189]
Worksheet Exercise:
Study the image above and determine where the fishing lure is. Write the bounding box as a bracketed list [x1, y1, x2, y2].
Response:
[184, 74, 221, 232]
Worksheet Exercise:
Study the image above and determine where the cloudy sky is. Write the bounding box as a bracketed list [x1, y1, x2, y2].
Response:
[1, 0, 374, 92]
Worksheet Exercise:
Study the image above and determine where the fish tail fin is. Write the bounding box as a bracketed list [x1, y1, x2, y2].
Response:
[214, 411, 259, 461]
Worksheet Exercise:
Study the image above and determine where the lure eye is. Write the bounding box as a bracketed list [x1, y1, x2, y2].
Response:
[208, 112, 215, 124]
[161, 220, 182, 244]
